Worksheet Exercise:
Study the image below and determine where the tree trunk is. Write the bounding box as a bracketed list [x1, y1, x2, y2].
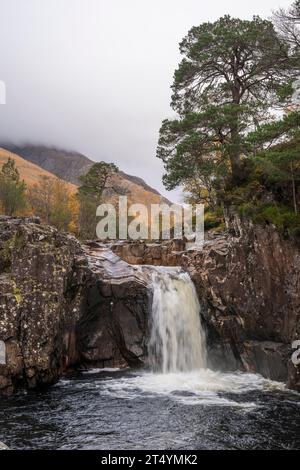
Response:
[229, 125, 242, 182]
[230, 85, 242, 182]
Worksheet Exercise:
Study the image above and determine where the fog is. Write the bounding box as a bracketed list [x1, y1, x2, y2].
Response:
[0, 0, 292, 201]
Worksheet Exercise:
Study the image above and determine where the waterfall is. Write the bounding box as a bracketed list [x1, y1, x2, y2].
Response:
[148, 268, 206, 373]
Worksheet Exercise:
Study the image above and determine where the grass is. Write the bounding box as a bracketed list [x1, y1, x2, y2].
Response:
[204, 208, 226, 232]
[238, 202, 300, 237]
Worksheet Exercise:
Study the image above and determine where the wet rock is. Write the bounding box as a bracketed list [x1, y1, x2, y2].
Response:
[1, 215, 299, 393]
[112, 218, 300, 391]
[111, 239, 184, 266]
[0, 365, 13, 396]
[73, 245, 150, 369]
[0, 219, 150, 395]
[240, 341, 289, 382]
[181, 216, 300, 391]
[0, 442, 9, 450]
[0, 218, 84, 394]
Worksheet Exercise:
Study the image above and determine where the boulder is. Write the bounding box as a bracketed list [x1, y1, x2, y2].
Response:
[0, 442, 9, 450]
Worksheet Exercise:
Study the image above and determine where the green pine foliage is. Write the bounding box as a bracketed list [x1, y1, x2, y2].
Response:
[0, 158, 27, 216]
[77, 162, 119, 240]
[157, 7, 300, 236]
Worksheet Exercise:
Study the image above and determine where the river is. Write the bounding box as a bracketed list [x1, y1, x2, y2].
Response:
[0, 268, 299, 450]
[0, 367, 299, 450]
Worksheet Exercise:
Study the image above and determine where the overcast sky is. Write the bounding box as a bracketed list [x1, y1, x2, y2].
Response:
[0, 0, 293, 201]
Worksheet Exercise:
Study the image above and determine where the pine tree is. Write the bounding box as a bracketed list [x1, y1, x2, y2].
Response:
[77, 162, 118, 240]
[0, 158, 27, 216]
[157, 15, 299, 196]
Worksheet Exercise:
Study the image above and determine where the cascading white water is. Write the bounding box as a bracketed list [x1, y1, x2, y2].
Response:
[148, 268, 206, 373]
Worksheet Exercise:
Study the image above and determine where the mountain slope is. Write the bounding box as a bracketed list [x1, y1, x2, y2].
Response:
[0, 146, 172, 222]
[0, 148, 77, 192]
[2, 145, 168, 201]
[2, 145, 92, 185]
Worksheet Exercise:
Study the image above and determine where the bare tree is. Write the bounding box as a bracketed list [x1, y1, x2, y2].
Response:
[28, 175, 73, 231]
[273, 1, 300, 48]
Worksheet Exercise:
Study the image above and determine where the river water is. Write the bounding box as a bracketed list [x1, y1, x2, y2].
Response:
[0, 268, 299, 450]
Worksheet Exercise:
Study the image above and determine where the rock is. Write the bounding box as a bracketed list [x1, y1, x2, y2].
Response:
[1, 215, 299, 394]
[0, 219, 84, 394]
[0, 365, 13, 396]
[0, 215, 40, 225]
[111, 217, 300, 391]
[288, 358, 300, 391]
[111, 239, 183, 266]
[0, 442, 9, 450]
[73, 245, 150, 368]
[181, 215, 300, 391]
[0, 218, 151, 395]
[240, 341, 289, 382]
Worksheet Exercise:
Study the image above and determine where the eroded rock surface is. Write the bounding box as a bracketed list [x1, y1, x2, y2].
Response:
[0, 218, 150, 395]
[71, 244, 150, 369]
[111, 239, 185, 266]
[110, 219, 300, 391]
[0, 217, 82, 394]
[181, 215, 300, 391]
[1, 215, 299, 394]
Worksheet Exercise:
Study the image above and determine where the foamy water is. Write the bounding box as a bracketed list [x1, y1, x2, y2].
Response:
[81, 367, 123, 374]
[148, 268, 206, 373]
[98, 368, 286, 407]
[2, 367, 298, 449]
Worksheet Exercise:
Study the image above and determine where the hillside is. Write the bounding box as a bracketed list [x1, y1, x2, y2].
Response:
[0, 146, 172, 226]
[0, 148, 77, 192]
[2, 145, 92, 185]
[2, 145, 168, 199]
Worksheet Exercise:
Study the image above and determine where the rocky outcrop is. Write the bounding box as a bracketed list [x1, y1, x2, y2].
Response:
[111, 239, 185, 266]
[0, 216, 82, 395]
[69, 244, 150, 369]
[180, 214, 300, 391]
[0, 218, 150, 395]
[110, 220, 300, 391]
[1, 215, 299, 394]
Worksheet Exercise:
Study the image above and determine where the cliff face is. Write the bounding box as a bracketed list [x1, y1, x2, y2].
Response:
[70, 244, 149, 370]
[0, 217, 82, 395]
[0, 216, 299, 395]
[110, 216, 300, 392]
[181, 214, 300, 391]
[0, 218, 149, 395]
